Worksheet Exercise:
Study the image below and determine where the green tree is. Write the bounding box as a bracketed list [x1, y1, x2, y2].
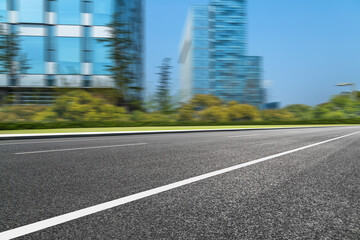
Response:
[322, 110, 346, 119]
[156, 58, 173, 113]
[313, 103, 333, 119]
[34, 90, 130, 122]
[190, 94, 222, 110]
[177, 103, 196, 122]
[0, 105, 47, 122]
[98, 12, 141, 110]
[313, 95, 360, 119]
[143, 94, 158, 113]
[261, 109, 295, 121]
[226, 101, 260, 121]
[177, 94, 222, 121]
[330, 95, 353, 109]
[284, 104, 313, 120]
[198, 106, 229, 122]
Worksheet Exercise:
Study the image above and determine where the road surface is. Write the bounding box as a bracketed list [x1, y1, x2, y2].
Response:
[1, 126, 360, 239]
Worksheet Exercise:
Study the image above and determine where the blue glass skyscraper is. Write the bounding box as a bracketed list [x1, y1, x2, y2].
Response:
[0, 0, 144, 104]
[180, 0, 265, 108]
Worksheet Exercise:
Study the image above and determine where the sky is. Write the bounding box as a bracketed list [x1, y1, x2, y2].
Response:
[145, 0, 360, 106]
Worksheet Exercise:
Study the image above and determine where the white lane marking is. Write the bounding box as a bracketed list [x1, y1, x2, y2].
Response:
[1, 131, 359, 239]
[227, 134, 259, 138]
[14, 143, 148, 155]
[0, 137, 142, 146]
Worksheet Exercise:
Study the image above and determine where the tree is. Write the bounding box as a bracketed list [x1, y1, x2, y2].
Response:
[177, 94, 223, 121]
[226, 102, 260, 121]
[313, 103, 333, 119]
[198, 106, 229, 122]
[156, 58, 173, 113]
[98, 12, 141, 110]
[34, 90, 130, 122]
[0, 23, 30, 86]
[0, 105, 47, 122]
[261, 109, 295, 121]
[190, 94, 222, 110]
[284, 104, 313, 120]
[177, 103, 196, 122]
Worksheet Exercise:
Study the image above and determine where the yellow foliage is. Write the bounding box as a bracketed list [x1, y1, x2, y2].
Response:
[0, 105, 48, 121]
[198, 106, 229, 122]
[261, 109, 295, 121]
[226, 103, 260, 121]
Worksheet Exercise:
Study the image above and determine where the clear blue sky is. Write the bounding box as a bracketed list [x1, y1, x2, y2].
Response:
[145, 0, 360, 106]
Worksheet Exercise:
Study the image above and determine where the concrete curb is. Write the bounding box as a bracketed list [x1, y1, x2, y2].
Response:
[0, 126, 342, 140]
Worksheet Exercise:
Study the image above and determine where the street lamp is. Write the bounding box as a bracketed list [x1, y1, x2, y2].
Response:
[336, 82, 357, 100]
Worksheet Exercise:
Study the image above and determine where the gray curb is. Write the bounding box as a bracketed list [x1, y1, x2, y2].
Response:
[0, 126, 344, 140]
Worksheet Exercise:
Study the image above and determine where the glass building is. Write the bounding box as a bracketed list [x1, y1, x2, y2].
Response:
[0, 0, 144, 104]
[179, 0, 265, 108]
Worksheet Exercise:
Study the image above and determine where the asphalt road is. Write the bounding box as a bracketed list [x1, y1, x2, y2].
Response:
[1, 126, 360, 239]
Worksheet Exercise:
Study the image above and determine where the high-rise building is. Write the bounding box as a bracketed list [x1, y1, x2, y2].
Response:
[0, 0, 144, 104]
[179, 0, 265, 108]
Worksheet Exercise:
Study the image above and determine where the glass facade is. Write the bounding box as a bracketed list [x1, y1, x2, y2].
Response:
[180, 0, 265, 108]
[192, 6, 209, 96]
[94, 0, 113, 26]
[0, 0, 7, 22]
[19, 0, 43, 23]
[58, 0, 80, 25]
[21, 36, 45, 74]
[57, 37, 81, 74]
[93, 39, 110, 75]
[0, 0, 144, 100]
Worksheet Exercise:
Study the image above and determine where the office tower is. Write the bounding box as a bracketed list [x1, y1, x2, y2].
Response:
[0, 0, 144, 104]
[179, 0, 265, 108]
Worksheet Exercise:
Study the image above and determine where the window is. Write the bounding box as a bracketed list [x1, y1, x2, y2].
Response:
[93, 39, 110, 75]
[58, 0, 80, 25]
[194, 29, 208, 39]
[193, 40, 208, 48]
[193, 7, 208, 18]
[19, 0, 43, 23]
[194, 80, 209, 89]
[194, 49, 208, 59]
[193, 69, 208, 79]
[194, 20, 208, 28]
[193, 89, 209, 95]
[194, 59, 208, 69]
[94, 0, 113, 26]
[0, 0, 6, 22]
[57, 37, 80, 74]
[21, 36, 44, 74]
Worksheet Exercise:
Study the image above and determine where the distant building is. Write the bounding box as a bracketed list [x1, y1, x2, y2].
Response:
[263, 102, 280, 110]
[0, 0, 144, 104]
[179, 0, 265, 108]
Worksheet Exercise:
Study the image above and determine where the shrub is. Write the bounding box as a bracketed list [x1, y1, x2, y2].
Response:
[261, 109, 295, 121]
[226, 102, 260, 121]
[0, 105, 48, 122]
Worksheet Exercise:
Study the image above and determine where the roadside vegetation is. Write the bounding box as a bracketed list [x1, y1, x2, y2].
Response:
[0, 90, 359, 131]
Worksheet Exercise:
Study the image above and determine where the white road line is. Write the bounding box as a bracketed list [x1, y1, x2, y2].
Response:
[14, 143, 148, 155]
[0, 136, 146, 146]
[227, 134, 259, 138]
[0, 137, 136, 146]
[1, 131, 359, 239]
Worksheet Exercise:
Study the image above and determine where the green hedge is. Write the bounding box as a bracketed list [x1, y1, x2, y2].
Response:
[0, 118, 359, 130]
